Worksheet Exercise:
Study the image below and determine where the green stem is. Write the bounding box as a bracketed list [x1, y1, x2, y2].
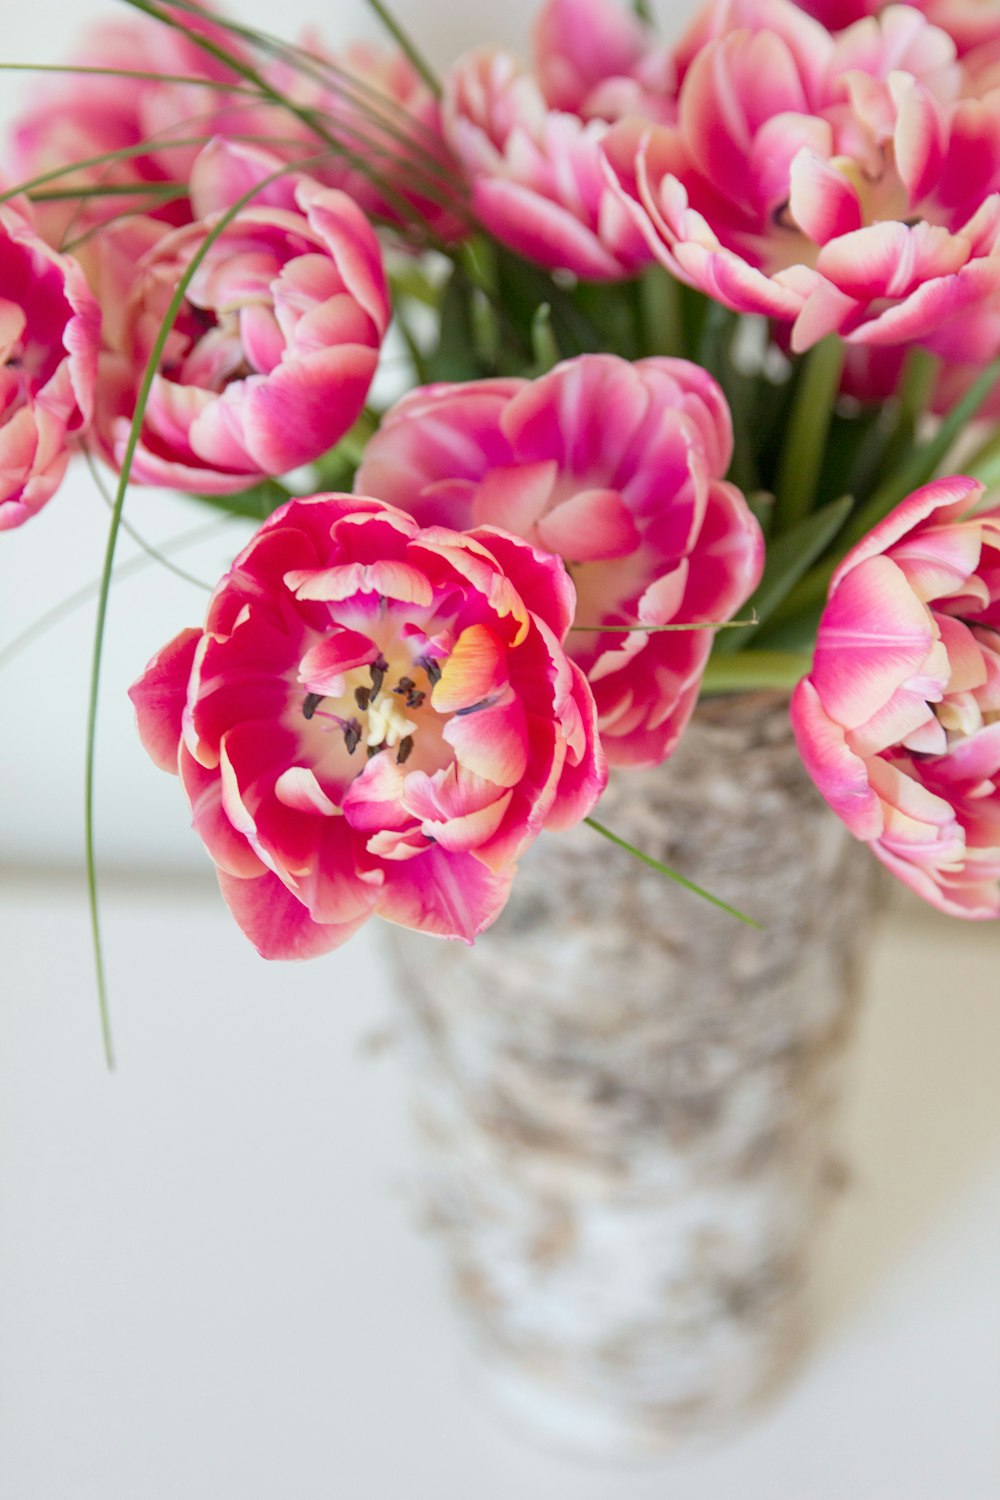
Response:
[584, 818, 761, 929]
[635, 268, 684, 357]
[842, 354, 1000, 551]
[700, 650, 811, 695]
[773, 336, 845, 532]
[84, 153, 315, 1071]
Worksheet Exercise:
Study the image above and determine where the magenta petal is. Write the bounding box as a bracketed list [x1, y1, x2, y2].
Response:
[129, 628, 200, 774]
[299, 629, 378, 693]
[443, 694, 530, 787]
[790, 678, 884, 840]
[217, 866, 369, 959]
[377, 845, 515, 941]
[537, 487, 640, 561]
[811, 555, 936, 729]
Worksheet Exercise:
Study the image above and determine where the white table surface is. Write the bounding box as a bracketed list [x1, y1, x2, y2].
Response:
[1, 868, 998, 1500]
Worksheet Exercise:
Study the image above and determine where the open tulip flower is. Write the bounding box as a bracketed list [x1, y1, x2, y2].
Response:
[357, 355, 763, 767]
[0, 200, 100, 530]
[129, 494, 606, 957]
[442, 0, 674, 279]
[606, 0, 1000, 353]
[792, 477, 1000, 917]
[93, 139, 390, 493]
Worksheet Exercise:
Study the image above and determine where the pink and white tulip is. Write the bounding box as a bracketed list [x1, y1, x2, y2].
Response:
[606, 0, 1000, 351]
[130, 494, 606, 957]
[442, 0, 675, 279]
[357, 354, 763, 766]
[794, 0, 1000, 59]
[791, 476, 1000, 918]
[0, 201, 100, 530]
[94, 141, 389, 494]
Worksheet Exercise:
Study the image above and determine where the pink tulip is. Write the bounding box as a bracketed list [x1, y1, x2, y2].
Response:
[93, 140, 389, 494]
[795, 0, 1000, 59]
[606, 0, 1000, 352]
[130, 494, 606, 957]
[534, 0, 676, 121]
[791, 476, 1000, 918]
[442, 0, 675, 279]
[0, 201, 100, 530]
[357, 354, 763, 767]
[8, 3, 251, 244]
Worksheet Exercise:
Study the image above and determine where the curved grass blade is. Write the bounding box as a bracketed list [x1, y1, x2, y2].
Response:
[570, 616, 758, 633]
[0, 61, 260, 91]
[118, 0, 454, 247]
[584, 817, 762, 928]
[84, 150, 323, 1069]
[0, 135, 230, 208]
[83, 448, 213, 590]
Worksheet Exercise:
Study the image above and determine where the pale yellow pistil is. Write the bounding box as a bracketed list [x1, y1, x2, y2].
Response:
[366, 693, 418, 750]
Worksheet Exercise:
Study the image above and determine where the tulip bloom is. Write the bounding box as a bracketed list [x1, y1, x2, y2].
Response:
[606, 0, 1000, 352]
[357, 355, 763, 767]
[442, 0, 674, 279]
[94, 141, 389, 493]
[130, 494, 606, 957]
[791, 477, 1000, 918]
[0, 203, 100, 530]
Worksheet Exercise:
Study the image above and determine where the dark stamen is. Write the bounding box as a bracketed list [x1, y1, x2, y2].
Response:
[303, 692, 323, 720]
[370, 654, 389, 698]
[406, 689, 426, 709]
[420, 656, 441, 686]
[396, 735, 415, 766]
[393, 676, 415, 696]
[344, 719, 362, 755]
[354, 686, 371, 711]
[366, 744, 381, 760]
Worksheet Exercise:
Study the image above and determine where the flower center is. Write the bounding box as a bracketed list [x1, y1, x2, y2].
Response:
[301, 652, 442, 773]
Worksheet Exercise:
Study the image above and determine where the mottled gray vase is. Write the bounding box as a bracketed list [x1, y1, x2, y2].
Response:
[386, 693, 877, 1459]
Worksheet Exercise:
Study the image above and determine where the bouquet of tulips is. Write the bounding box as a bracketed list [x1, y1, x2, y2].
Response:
[4, 0, 1000, 1056]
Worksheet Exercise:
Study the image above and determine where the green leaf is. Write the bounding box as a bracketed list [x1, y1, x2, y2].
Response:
[193, 479, 293, 521]
[584, 817, 762, 928]
[699, 649, 812, 694]
[716, 493, 853, 653]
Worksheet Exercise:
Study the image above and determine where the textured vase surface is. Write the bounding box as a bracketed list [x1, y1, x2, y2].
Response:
[386, 692, 877, 1458]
